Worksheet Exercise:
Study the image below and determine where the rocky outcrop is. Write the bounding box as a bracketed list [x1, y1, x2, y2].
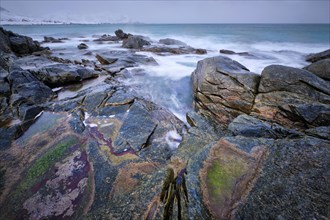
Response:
[142, 45, 207, 55]
[252, 65, 330, 128]
[122, 35, 151, 49]
[305, 49, 330, 63]
[192, 56, 260, 126]
[303, 58, 330, 80]
[0, 27, 44, 55]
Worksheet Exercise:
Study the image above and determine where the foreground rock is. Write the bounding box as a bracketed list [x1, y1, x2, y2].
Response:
[305, 49, 330, 63]
[303, 58, 330, 80]
[192, 56, 260, 125]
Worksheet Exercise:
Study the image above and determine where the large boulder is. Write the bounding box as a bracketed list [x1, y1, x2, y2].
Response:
[303, 58, 330, 80]
[252, 65, 330, 128]
[192, 56, 260, 126]
[122, 35, 151, 49]
[30, 64, 98, 87]
[305, 49, 330, 63]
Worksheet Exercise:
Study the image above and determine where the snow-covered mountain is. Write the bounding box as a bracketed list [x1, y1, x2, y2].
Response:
[0, 7, 139, 25]
[0, 7, 65, 25]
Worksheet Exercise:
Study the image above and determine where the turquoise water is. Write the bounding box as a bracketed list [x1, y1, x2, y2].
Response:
[3, 24, 330, 44]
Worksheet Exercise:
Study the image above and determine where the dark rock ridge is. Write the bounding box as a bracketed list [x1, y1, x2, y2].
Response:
[305, 49, 330, 63]
[219, 49, 250, 56]
[0, 28, 329, 220]
[0, 27, 44, 55]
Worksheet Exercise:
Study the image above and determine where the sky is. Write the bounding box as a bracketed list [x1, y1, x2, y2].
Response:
[1, 0, 329, 24]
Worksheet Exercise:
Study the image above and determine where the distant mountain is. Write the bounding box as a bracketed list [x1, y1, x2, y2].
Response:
[0, 7, 139, 25]
[0, 7, 65, 25]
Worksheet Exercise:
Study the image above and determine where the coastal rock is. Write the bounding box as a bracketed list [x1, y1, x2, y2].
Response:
[95, 50, 157, 73]
[77, 43, 88, 50]
[0, 27, 44, 55]
[96, 54, 118, 65]
[192, 56, 260, 126]
[142, 46, 207, 55]
[159, 38, 187, 46]
[303, 58, 330, 80]
[30, 64, 98, 87]
[42, 36, 64, 43]
[220, 49, 250, 56]
[114, 29, 129, 39]
[93, 34, 119, 42]
[305, 49, 330, 63]
[252, 65, 330, 128]
[234, 137, 329, 219]
[122, 35, 151, 49]
[228, 114, 302, 138]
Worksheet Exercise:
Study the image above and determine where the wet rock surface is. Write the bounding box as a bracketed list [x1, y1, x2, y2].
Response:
[0, 28, 329, 220]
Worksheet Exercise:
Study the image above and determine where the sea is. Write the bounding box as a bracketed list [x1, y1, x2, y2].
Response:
[2, 24, 330, 121]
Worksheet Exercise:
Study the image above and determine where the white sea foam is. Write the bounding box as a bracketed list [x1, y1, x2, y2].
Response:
[165, 130, 182, 150]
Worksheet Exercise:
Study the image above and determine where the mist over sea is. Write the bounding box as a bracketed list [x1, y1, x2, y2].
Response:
[3, 23, 329, 121]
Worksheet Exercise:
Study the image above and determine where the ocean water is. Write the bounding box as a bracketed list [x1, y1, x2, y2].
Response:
[3, 24, 330, 121]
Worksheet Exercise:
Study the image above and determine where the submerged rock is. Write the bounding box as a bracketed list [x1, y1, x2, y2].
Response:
[77, 43, 88, 50]
[220, 49, 250, 56]
[42, 36, 65, 43]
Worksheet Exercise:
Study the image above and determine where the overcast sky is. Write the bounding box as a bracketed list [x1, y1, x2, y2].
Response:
[1, 0, 329, 23]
